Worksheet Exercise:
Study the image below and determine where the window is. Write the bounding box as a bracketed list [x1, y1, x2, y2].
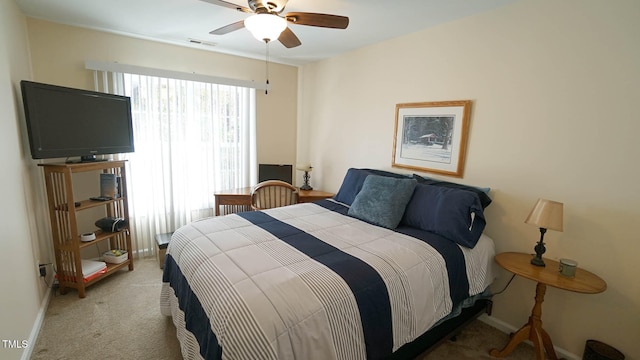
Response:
[119, 73, 256, 255]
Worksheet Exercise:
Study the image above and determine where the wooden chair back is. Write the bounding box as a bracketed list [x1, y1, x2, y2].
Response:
[251, 180, 298, 210]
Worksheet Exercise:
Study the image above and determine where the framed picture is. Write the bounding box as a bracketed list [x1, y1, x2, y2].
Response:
[392, 100, 472, 177]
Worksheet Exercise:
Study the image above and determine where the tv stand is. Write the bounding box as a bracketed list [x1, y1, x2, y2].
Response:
[38, 161, 133, 298]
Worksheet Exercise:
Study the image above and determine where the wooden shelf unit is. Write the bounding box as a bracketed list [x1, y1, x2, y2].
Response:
[40, 161, 134, 298]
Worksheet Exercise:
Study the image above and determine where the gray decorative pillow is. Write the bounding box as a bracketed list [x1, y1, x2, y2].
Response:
[348, 175, 417, 229]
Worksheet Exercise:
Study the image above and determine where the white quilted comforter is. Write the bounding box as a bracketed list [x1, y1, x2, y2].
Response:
[161, 200, 495, 360]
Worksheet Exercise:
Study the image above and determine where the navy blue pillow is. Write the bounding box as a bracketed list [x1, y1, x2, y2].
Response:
[363, 168, 411, 179]
[334, 168, 410, 205]
[348, 175, 417, 229]
[412, 174, 492, 209]
[401, 183, 486, 248]
[333, 168, 371, 205]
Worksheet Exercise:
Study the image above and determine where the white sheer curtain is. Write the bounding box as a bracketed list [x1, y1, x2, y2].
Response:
[97, 71, 256, 257]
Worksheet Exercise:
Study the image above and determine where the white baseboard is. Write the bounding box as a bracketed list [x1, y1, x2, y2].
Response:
[21, 286, 52, 360]
[478, 314, 580, 360]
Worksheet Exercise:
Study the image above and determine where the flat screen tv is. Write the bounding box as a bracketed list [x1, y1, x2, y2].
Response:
[20, 80, 135, 162]
[258, 164, 292, 184]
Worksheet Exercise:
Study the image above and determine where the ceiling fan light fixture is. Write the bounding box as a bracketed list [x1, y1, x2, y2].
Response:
[244, 13, 287, 42]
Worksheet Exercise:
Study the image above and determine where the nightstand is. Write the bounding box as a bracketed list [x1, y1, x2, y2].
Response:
[490, 252, 606, 360]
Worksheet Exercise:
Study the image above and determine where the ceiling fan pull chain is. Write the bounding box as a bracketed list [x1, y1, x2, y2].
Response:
[265, 40, 270, 95]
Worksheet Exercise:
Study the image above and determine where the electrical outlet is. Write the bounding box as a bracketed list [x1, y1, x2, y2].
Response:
[39, 264, 46, 277]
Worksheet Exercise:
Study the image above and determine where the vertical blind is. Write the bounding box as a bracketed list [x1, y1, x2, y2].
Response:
[95, 70, 256, 257]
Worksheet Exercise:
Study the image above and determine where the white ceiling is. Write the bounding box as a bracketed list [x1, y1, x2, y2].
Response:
[16, 0, 518, 66]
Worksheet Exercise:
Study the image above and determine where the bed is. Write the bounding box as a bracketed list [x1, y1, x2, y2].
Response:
[161, 168, 496, 360]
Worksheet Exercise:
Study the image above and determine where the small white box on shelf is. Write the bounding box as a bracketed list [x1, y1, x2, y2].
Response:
[103, 250, 128, 264]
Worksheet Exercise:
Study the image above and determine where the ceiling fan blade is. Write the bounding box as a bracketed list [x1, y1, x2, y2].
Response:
[278, 27, 301, 48]
[285, 12, 349, 29]
[210, 20, 245, 35]
[199, 0, 252, 13]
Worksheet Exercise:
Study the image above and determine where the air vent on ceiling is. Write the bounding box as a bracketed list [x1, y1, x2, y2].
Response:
[188, 39, 216, 47]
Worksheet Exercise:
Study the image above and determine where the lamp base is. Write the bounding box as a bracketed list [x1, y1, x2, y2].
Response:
[531, 227, 547, 267]
[300, 171, 312, 191]
[530, 256, 546, 267]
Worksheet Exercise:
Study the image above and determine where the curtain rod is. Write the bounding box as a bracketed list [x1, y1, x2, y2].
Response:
[85, 60, 268, 90]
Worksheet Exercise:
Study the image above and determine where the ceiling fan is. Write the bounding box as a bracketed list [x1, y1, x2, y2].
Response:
[201, 0, 349, 48]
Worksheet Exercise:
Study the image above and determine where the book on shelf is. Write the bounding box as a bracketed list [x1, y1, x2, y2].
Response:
[116, 176, 122, 198]
[55, 259, 107, 282]
[100, 173, 117, 198]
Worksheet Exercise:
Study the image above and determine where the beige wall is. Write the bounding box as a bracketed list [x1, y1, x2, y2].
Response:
[0, 16, 296, 359]
[299, 0, 639, 358]
[0, 1, 49, 359]
[25, 18, 298, 168]
[7, 0, 639, 358]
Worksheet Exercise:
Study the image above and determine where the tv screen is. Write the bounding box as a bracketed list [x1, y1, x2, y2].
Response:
[258, 164, 292, 184]
[20, 80, 135, 162]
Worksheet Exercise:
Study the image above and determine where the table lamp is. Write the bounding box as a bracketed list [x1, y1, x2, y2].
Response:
[525, 198, 564, 267]
[296, 163, 313, 190]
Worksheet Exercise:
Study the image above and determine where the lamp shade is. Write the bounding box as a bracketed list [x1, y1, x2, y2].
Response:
[244, 14, 287, 42]
[296, 163, 312, 172]
[525, 198, 564, 231]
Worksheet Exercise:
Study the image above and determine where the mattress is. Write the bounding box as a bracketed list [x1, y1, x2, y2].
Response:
[161, 199, 495, 360]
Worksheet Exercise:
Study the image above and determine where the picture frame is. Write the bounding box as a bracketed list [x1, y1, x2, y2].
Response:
[392, 100, 472, 178]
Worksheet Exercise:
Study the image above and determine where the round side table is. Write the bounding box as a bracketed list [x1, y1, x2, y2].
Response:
[489, 252, 606, 360]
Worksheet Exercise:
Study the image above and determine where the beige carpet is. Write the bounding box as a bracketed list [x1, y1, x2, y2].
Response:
[31, 258, 536, 360]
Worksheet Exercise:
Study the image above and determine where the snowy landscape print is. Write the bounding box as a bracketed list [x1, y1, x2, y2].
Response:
[399, 115, 455, 164]
[392, 100, 470, 177]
